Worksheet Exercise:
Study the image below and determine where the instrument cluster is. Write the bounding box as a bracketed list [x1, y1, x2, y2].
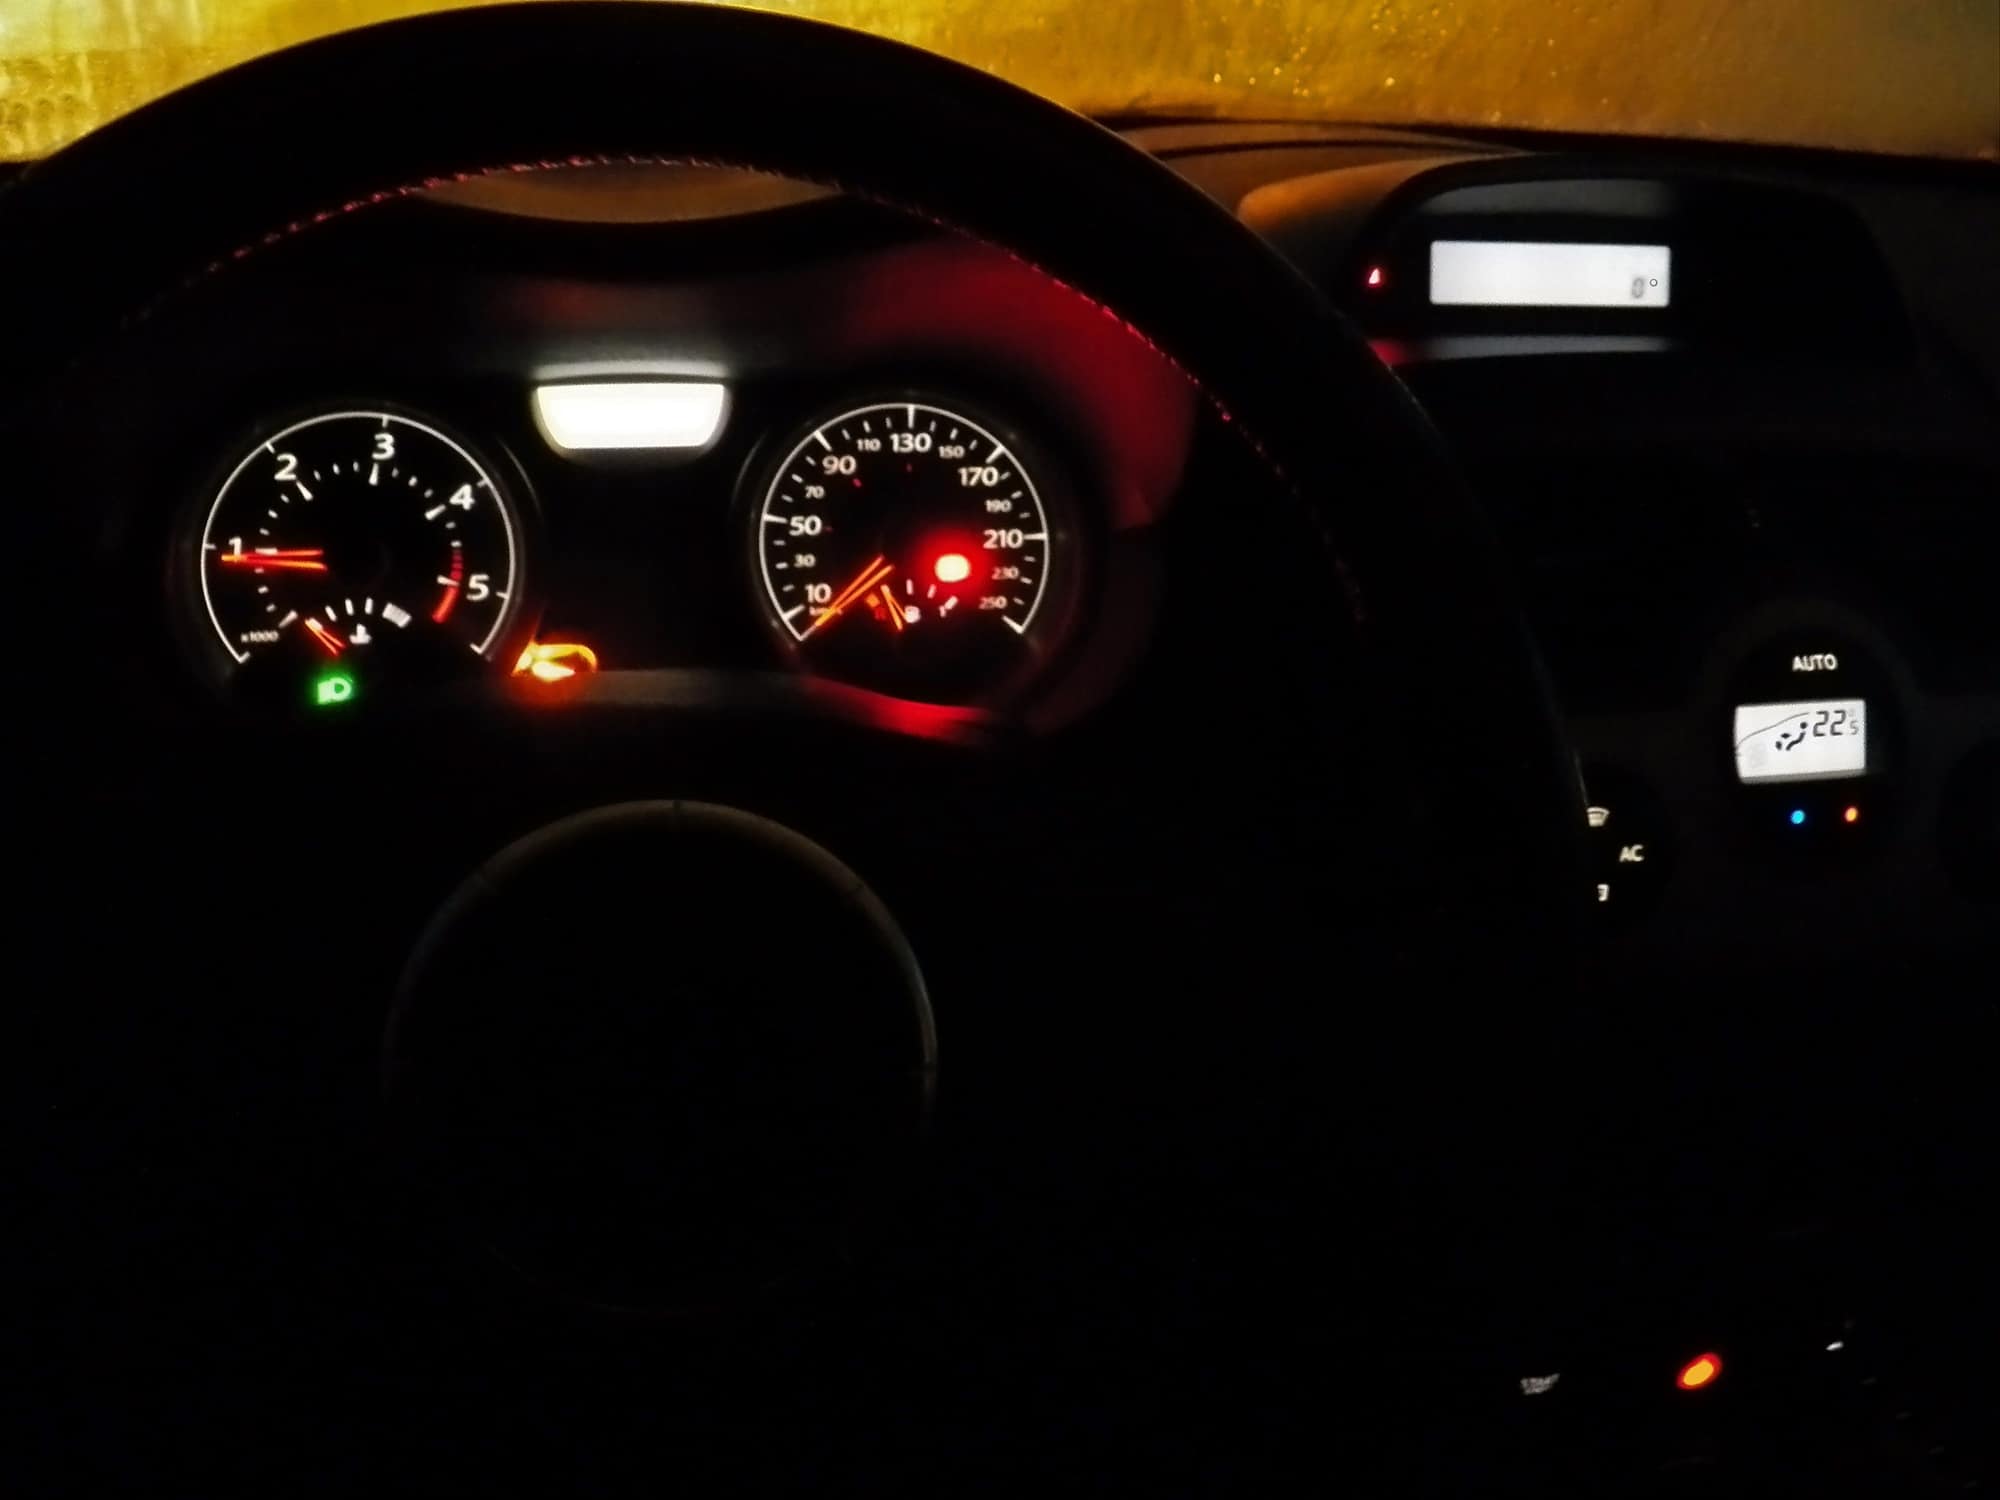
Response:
[172, 380, 1102, 719]
[45, 175, 1203, 735]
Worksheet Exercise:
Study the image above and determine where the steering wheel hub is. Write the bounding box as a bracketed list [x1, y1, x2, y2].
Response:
[389, 801, 935, 1313]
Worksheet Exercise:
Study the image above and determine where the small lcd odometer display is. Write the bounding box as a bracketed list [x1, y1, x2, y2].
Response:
[1732, 699, 1867, 784]
[1429, 240, 1672, 308]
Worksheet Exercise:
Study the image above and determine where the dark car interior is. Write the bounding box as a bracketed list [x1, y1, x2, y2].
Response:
[7, 4, 1994, 1492]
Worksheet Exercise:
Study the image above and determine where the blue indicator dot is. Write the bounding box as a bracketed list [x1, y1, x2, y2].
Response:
[1789, 808, 1807, 826]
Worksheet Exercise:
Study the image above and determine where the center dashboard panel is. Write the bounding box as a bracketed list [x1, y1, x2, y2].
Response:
[1230, 143, 2000, 967]
[94, 171, 1195, 734]
[55, 145, 1999, 971]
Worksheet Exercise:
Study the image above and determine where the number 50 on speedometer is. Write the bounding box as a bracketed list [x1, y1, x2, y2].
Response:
[751, 399, 1075, 703]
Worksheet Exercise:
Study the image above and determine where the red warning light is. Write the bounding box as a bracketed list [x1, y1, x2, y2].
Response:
[1365, 265, 1386, 289]
[933, 551, 972, 584]
[1676, 1353, 1723, 1391]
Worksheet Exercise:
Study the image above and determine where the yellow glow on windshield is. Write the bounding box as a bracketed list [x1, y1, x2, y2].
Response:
[1, 1, 1995, 162]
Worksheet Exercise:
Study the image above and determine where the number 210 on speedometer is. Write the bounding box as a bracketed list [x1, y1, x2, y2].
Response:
[752, 399, 1070, 703]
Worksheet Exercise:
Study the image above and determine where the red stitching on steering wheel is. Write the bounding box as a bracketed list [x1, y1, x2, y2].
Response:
[199, 153, 1295, 483]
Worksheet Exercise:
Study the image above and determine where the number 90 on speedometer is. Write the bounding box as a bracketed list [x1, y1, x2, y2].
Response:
[752, 399, 1071, 703]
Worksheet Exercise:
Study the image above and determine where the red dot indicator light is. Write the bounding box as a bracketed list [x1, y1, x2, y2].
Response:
[1843, 805, 1861, 824]
[1365, 265, 1386, 289]
[1676, 1353, 1723, 1391]
[933, 552, 972, 584]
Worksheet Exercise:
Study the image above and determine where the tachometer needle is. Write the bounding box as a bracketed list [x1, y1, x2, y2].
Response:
[801, 555, 895, 639]
[218, 547, 327, 573]
[301, 617, 346, 657]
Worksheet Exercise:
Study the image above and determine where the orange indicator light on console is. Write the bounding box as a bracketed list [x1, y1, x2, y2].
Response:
[1676, 1353, 1722, 1391]
[513, 640, 600, 683]
[1844, 805, 1861, 824]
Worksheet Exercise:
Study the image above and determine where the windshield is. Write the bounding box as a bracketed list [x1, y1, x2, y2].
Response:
[2, 1, 1995, 163]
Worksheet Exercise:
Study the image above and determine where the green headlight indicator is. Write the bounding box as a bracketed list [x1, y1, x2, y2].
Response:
[314, 671, 356, 707]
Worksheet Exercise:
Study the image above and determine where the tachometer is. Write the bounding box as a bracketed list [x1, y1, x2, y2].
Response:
[753, 399, 1068, 701]
[191, 408, 526, 693]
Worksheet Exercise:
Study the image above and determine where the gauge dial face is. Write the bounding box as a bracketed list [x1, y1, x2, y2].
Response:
[195, 410, 521, 680]
[754, 401, 1062, 701]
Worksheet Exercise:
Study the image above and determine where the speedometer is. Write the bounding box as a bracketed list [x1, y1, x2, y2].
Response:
[752, 399, 1070, 702]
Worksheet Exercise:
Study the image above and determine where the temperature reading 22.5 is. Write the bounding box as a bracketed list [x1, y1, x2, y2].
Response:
[754, 400, 1063, 702]
[1732, 698, 1868, 784]
[194, 409, 522, 685]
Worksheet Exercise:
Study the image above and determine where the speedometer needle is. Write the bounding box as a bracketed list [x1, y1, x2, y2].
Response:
[800, 555, 895, 639]
[219, 548, 327, 573]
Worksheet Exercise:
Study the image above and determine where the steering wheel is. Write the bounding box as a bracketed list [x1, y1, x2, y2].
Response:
[6, 2, 1582, 1487]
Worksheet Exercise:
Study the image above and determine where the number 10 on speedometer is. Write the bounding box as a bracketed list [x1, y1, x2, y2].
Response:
[752, 399, 1070, 702]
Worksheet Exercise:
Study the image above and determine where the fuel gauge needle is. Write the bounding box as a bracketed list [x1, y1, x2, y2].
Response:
[301, 617, 346, 657]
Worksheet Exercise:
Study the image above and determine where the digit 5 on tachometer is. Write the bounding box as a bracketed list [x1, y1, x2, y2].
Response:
[751, 398, 1077, 703]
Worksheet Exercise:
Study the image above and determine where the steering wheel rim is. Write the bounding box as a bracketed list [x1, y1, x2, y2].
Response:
[4, 0, 1585, 1463]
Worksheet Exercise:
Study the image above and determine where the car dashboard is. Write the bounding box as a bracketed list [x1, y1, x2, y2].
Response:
[1179, 121, 2000, 1490]
[39, 129, 1993, 961]
[1192, 123, 1999, 969]
[10, 110, 1996, 1490]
